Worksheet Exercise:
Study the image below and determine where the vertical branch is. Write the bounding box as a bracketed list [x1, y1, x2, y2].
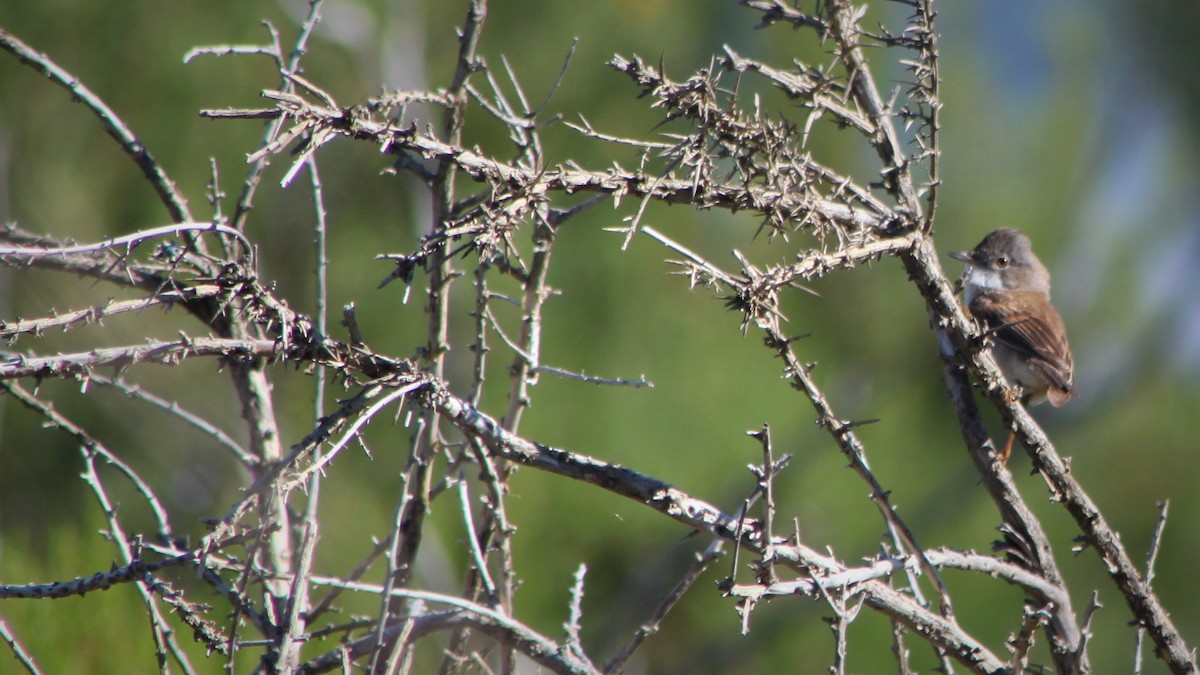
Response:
[440, 435, 519, 675]
[395, 0, 489, 582]
[463, 59, 561, 675]
[468, 260, 492, 409]
[563, 564, 594, 669]
[202, 8, 328, 662]
[230, 358, 291, 621]
[1134, 501, 1170, 675]
[824, 593, 861, 675]
[890, 618, 914, 675]
[399, 1, 493, 671]
[370, 426, 421, 673]
[229, 0, 326, 231]
[274, 157, 331, 671]
[277, 516, 320, 672]
[501, 213, 554, 433]
[439, 258, 497, 671]
[911, 0, 940, 231]
[385, 2, 495, 663]
[310, 158, 330, 412]
[747, 424, 782, 586]
[1009, 605, 1050, 674]
[824, 0, 923, 219]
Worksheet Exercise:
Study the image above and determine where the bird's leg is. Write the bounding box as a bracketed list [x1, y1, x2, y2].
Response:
[997, 393, 1032, 464]
[998, 430, 1016, 464]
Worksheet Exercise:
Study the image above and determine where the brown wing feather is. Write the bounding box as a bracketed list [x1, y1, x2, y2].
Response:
[970, 290, 1074, 403]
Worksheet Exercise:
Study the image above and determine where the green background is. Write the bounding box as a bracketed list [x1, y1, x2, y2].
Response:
[0, 1, 1197, 672]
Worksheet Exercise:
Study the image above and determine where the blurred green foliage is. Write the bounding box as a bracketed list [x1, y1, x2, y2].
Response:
[0, 1, 1197, 673]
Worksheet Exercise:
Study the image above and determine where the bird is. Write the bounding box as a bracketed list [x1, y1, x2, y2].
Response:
[950, 228, 1074, 462]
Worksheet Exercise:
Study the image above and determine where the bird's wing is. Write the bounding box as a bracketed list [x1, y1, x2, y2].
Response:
[970, 290, 1074, 403]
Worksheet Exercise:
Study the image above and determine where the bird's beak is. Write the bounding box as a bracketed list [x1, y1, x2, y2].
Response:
[949, 250, 975, 265]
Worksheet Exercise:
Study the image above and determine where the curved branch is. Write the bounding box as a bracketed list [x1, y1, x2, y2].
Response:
[428, 382, 1007, 673]
[825, 0, 923, 216]
[0, 28, 193, 225]
[297, 595, 598, 674]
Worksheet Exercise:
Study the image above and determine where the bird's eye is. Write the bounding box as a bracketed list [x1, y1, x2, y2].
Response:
[995, 256, 1010, 269]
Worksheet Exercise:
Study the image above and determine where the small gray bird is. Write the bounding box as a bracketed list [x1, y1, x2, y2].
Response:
[951, 228, 1074, 461]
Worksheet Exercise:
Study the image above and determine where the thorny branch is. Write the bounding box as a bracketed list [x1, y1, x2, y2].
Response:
[0, 1, 1192, 674]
